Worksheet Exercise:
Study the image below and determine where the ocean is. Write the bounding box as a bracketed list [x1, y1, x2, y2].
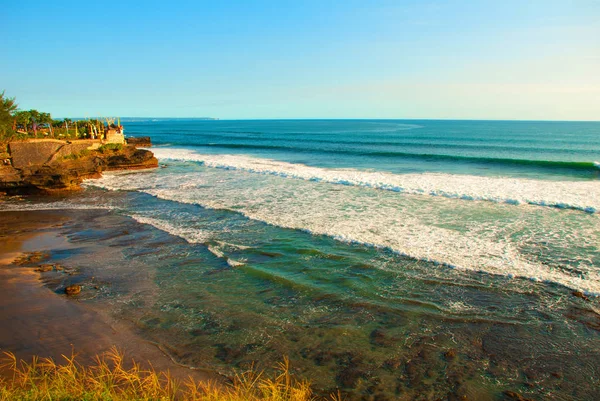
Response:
[7, 119, 600, 399]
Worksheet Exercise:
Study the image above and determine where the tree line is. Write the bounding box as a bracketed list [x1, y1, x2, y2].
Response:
[1, 91, 117, 142]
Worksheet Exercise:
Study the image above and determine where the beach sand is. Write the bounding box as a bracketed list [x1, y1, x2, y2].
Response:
[0, 209, 223, 384]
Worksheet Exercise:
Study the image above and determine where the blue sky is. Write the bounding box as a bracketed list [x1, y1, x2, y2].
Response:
[1, 0, 599, 120]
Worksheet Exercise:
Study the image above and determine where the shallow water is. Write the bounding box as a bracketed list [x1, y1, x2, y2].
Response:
[3, 119, 600, 400]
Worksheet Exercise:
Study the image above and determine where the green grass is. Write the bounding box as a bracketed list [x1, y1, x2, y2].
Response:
[0, 348, 341, 401]
[97, 143, 123, 153]
[61, 149, 92, 160]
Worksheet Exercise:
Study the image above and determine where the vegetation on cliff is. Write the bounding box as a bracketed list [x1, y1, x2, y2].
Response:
[0, 348, 338, 401]
[0, 92, 18, 140]
[0, 91, 122, 142]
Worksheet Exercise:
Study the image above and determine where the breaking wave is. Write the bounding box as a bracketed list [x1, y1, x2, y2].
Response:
[151, 148, 599, 213]
[194, 143, 600, 173]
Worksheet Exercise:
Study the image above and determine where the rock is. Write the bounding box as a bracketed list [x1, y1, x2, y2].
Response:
[444, 349, 457, 360]
[12, 251, 50, 265]
[335, 366, 366, 389]
[35, 264, 54, 272]
[65, 285, 81, 296]
[382, 357, 402, 371]
[125, 136, 152, 147]
[104, 147, 158, 171]
[0, 142, 157, 195]
[572, 291, 590, 301]
[566, 307, 600, 331]
[503, 390, 534, 401]
[369, 328, 395, 347]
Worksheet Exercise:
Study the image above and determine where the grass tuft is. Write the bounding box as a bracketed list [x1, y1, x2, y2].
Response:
[0, 348, 342, 401]
[97, 143, 123, 153]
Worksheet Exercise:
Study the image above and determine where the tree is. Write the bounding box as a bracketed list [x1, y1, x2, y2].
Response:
[39, 112, 53, 137]
[14, 110, 31, 132]
[0, 91, 18, 139]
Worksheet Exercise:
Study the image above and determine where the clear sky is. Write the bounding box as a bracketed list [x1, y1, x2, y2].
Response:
[1, 0, 599, 120]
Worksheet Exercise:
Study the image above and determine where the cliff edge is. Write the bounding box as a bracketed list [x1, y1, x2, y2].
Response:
[0, 141, 158, 195]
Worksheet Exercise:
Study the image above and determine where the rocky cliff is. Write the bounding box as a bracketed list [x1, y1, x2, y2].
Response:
[0, 144, 158, 195]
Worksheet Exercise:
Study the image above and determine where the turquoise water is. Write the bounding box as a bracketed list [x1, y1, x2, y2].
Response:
[125, 119, 600, 180]
[7, 119, 600, 400]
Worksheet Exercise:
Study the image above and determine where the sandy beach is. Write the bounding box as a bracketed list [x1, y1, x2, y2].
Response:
[0, 209, 223, 385]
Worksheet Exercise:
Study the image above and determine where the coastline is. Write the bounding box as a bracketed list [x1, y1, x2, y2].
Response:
[0, 209, 223, 385]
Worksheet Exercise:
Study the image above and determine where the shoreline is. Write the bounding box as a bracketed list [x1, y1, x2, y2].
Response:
[0, 209, 224, 385]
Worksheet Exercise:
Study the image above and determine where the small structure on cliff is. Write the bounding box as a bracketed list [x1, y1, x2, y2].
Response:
[102, 117, 125, 144]
[105, 128, 125, 144]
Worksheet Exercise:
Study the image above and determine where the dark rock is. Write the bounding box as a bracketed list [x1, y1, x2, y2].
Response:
[444, 349, 457, 360]
[65, 285, 81, 296]
[0, 143, 157, 195]
[336, 366, 366, 389]
[104, 147, 158, 171]
[572, 291, 590, 301]
[214, 343, 258, 364]
[566, 307, 600, 331]
[369, 328, 395, 347]
[382, 358, 402, 371]
[125, 136, 152, 147]
[503, 390, 534, 401]
[313, 351, 334, 366]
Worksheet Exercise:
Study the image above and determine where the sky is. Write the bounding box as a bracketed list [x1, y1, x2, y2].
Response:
[1, 0, 599, 120]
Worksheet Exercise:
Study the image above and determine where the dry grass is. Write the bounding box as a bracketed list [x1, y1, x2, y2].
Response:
[0, 348, 341, 401]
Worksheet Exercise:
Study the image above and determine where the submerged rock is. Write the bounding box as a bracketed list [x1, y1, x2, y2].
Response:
[503, 390, 534, 401]
[369, 328, 396, 347]
[12, 251, 50, 265]
[35, 264, 54, 272]
[444, 349, 458, 360]
[65, 284, 81, 296]
[566, 307, 600, 331]
[572, 291, 590, 301]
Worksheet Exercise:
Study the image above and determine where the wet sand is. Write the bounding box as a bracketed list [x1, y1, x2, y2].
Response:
[0, 209, 222, 384]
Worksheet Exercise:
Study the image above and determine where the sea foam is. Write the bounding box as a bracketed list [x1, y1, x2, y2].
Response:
[150, 148, 600, 214]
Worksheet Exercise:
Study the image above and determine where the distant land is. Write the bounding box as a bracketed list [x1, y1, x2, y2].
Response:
[61, 117, 220, 122]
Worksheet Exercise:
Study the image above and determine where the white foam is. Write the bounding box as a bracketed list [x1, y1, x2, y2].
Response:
[0, 202, 112, 212]
[150, 148, 600, 214]
[129, 214, 211, 244]
[207, 242, 246, 266]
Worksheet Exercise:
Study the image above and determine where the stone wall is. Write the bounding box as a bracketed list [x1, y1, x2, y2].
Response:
[8, 139, 102, 168]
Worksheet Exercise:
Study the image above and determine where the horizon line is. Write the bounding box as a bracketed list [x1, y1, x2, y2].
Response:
[59, 117, 600, 123]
